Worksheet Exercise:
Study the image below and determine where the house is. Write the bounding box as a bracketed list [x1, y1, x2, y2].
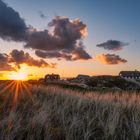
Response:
[44, 74, 60, 82]
[119, 70, 140, 79]
[75, 74, 91, 83]
[76, 74, 90, 80]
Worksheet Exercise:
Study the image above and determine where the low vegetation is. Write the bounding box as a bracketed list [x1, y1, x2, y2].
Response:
[0, 81, 140, 139]
[29, 76, 140, 93]
[86, 76, 140, 91]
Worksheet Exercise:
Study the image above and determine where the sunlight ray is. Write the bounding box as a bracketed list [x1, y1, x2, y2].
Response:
[0, 80, 34, 104]
[0, 81, 15, 95]
[19, 81, 24, 96]
[4, 81, 17, 99]
[13, 81, 20, 103]
[22, 82, 31, 96]
[22, 82, 34, 102]
[0, 81, 10, 89]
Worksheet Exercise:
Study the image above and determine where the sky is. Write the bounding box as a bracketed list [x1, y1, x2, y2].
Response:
[0, 0, 140, 80]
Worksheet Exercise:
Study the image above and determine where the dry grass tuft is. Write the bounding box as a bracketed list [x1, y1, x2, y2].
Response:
[0, 82, 140, 140]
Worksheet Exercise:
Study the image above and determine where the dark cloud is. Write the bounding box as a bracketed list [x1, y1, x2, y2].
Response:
[26, 16, 87, 52]
[96, 54, 127, 64]
[0, 49, 56, 71]
[35, 43, 91, 61]
[9, 49, 56, 68]
[35, 50, 72, 61]
[0, 53, 15, 71]
[72, 42, 91, 60]
[26, 16, 91, 60]
[0, 0, 27, 41]
[0, 0, 91, 61]
[39, 11, 46, 19]
[96, 40, 129, 51]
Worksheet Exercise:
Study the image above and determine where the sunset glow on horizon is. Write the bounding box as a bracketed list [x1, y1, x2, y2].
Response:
[0, 1, 140, 139]
[9, 72, 28, 81]
[0, 0, 139, 80]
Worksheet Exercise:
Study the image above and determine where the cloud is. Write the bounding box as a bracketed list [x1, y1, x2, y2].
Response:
[25, 16, 91, 60]
[9, 49, 56, 69]
[35, 42, 91, 61]
[0, 49, 56, 71]
[0, 53, 15, 71]
[72, 42, 92, 60]
[39, 11, 46, 19]
[0, 0, 27, 41]
[35, 50, 73, 61]
[95, 54, 127, 64]
[96, 40, 129, 51]
[0, 0, 91, 61]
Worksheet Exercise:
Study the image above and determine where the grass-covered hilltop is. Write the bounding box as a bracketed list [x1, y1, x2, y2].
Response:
[0, 80, 140, 140]
[36, 75, 140, 92]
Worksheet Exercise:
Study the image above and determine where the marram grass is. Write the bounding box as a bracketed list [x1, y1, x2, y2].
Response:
[0, 82, 140, 140]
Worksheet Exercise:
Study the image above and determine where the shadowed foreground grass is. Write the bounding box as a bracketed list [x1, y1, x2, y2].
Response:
[0, 81, 140, 140]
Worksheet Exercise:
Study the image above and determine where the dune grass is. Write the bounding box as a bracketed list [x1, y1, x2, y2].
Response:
[0, 81, 140, 139]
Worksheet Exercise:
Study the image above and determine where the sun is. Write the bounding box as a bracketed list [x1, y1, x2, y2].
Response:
[10, 72, 28, 81]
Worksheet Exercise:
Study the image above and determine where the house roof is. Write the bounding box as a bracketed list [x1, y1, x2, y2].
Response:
[45, 74, 60, 79]
[119, 71, 140, 76]
[76, 74, 90, 79]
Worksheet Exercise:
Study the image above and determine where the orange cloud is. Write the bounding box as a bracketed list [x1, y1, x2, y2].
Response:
[95, 54, 127, 65]
[0, 50, 56, 72]
[0, 53, 15, 71]
[9, 49, 56, 69]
